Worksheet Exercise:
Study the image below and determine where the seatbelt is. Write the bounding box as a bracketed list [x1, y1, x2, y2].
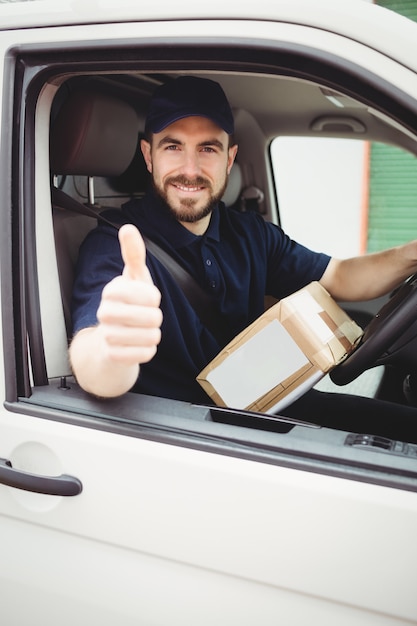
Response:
[52, 187, 226, 343]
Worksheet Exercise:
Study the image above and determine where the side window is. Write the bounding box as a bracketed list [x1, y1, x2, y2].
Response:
[270, 137, 417, 258]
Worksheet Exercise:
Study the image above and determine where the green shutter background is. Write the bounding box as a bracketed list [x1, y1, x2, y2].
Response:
[367, 1, 417, 252]
[368, 144, 417, 250]
[377, 0, 417, 21]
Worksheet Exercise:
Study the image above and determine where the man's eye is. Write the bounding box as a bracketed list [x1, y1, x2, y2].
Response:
[166, 144, 180, 151]
[201, 146, 216, 153]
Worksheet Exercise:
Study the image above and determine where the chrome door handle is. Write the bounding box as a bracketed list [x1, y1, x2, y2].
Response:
[0, 458, 82, 496]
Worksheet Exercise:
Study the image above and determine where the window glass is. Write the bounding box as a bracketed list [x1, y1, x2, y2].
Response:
[271, 137, 417, 259]
[270, 137, 367, 258]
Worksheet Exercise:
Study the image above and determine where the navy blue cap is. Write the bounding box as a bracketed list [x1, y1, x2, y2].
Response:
[145, 76, 234, 135]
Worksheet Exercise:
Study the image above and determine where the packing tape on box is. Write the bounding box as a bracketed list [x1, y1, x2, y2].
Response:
[196, 282, 363, 413]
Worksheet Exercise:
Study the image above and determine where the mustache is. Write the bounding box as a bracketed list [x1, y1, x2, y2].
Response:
[165, 175, 212, 188]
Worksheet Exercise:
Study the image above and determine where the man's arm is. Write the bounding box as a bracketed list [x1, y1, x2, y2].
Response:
[320, 240, 417, 301]
[69, 224, 163, 398]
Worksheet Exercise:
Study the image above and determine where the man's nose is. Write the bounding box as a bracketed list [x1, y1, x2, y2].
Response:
[180, 150, 201, 178]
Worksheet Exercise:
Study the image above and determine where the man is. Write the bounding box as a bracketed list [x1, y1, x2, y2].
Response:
[70, 76, 417, 441]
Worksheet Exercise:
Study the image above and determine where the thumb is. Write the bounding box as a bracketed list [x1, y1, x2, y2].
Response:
[119, 224, 152, 283]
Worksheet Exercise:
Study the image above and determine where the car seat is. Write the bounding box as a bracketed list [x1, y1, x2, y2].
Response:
[50, 89, 140, 334]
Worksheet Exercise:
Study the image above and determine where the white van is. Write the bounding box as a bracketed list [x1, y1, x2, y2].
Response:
[1, 1, 417, 624]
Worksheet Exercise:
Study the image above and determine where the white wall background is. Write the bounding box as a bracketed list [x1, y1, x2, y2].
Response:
[271, 137, 366, 259]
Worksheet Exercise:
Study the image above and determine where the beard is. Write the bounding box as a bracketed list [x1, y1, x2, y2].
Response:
[152, 174, 228, 223]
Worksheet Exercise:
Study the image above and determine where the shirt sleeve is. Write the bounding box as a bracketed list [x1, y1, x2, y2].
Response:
[71, 224, 123, 335]
[263, 220, 331, 298]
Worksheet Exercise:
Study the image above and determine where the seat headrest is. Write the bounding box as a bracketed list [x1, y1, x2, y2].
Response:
[50, 90, 139, 177]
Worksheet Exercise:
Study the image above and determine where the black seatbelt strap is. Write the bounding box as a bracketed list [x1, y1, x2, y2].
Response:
[52, 187, 225, 343]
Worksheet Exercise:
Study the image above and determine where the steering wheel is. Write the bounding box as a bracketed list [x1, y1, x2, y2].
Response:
[330, 273, 417, 386]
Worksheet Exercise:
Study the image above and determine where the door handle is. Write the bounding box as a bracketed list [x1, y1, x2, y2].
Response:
[0, 458, 82, 496]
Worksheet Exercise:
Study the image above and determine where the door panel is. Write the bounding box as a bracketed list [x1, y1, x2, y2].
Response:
[1, 407, 416, 624]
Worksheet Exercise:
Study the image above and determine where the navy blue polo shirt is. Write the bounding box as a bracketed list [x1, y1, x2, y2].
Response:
[72, 190, 330, 403]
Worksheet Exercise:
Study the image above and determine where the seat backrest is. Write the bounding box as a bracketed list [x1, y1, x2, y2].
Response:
[50, 89, 139, 334]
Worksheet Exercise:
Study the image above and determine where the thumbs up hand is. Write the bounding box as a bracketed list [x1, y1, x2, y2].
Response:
[96, 224, 163, 367]
[120, 223, 154, 284]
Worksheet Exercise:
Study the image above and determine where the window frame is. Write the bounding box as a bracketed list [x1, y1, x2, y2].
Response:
[3, 34, 417, 490]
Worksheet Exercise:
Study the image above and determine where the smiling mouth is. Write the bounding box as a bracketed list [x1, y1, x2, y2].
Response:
[167, 176, 211, 194]
[173, 183, 206, 193]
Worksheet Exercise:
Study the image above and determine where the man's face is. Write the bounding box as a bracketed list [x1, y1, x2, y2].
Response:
[141, 116, 238, 232]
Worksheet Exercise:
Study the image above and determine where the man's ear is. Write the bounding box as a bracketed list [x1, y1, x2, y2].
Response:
[140, 138, 152, 173]
[227, 143, 238, 175]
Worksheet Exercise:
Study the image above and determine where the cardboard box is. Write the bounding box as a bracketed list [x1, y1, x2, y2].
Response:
[197, 282, 363, 414]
